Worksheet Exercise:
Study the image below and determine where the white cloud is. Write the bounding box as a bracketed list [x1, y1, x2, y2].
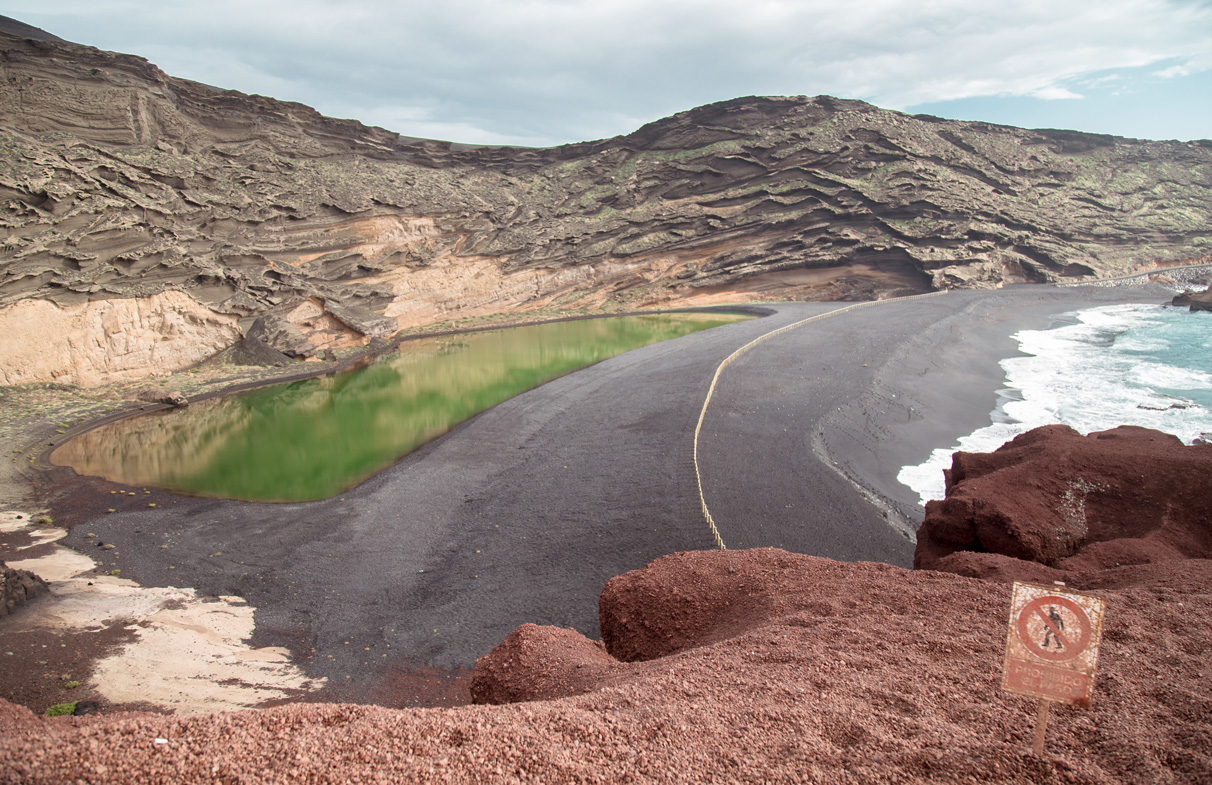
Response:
[1153, 64, 1192, 78]
[1031, 86, 1085, 100]
[7, 0, 1211, 143]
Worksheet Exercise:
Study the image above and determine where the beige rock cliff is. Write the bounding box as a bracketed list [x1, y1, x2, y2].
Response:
[0, 291, 240, 386]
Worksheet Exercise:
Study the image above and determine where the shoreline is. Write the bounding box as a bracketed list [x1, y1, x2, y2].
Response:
[819, 282, 1183, 529]
[1, 302, 782, 716]
[0, 284, 1190, 718]
[34, 303, 773, 493]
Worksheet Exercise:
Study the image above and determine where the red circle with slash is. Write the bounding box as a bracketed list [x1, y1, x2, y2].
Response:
[1015, 595, 1092, 662]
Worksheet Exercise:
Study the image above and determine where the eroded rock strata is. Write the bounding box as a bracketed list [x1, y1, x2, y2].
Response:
[2, 31, 1211, 384]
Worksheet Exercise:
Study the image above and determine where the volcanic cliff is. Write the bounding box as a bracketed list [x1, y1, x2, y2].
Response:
[1, 29, 1211, 384]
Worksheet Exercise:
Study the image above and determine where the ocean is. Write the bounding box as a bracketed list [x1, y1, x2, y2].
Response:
[897, 300, 1212, 506]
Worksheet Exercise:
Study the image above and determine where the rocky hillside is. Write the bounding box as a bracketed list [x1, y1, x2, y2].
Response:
[1, 30, 1211, 384]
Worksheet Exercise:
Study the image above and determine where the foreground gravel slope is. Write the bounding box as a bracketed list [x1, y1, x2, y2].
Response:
[3, 550, 1208, 784]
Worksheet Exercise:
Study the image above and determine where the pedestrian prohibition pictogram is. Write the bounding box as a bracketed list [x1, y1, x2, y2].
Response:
[1002, 582, 1105, 708]
[1016, 595, 1092, 662]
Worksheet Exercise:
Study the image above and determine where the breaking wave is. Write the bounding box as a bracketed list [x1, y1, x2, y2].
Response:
[898, 302, 1212, 506]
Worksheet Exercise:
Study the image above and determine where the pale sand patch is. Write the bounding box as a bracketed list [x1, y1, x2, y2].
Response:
[2, 513, 326, 712]
[5, 544, 94, 582]
[87, 593, 326, 713]
[0, 510, 38, 532]
[16, 527, 66, 549]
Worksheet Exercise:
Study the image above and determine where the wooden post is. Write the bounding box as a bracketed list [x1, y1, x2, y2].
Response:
[1033, 699, 1051, 755]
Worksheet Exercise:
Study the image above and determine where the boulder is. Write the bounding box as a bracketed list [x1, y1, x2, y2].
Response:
[245, 315, 315, 359]
[1, 561, 48, 616]
[470, 624, 620, 705]
[915, 424, 1212, 584]
[136, 388, 189, 407]
[1171, 286, 1212, 312]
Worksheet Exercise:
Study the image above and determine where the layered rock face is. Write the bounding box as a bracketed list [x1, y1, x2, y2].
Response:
[2, 31, 1211, 384]
[914, 424, 1212, 584]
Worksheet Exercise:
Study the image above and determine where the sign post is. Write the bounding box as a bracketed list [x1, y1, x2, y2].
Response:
[1001, 582, 1106, 754]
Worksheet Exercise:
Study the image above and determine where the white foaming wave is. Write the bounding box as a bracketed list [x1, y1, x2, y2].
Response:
[1128, 362, 1212, 389]
[1116, 335, 1169, 352]
[895, 420, 1025, 504]
[897, 303, 1212, 506]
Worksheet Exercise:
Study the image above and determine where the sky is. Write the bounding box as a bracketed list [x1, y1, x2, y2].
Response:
[5, 1, 1211, 147]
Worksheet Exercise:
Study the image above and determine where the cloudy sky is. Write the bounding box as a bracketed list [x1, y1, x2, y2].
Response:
[6, 1, 1211, 146]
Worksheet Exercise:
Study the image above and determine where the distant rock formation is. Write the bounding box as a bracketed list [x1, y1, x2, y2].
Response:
[914, 424, 1212, 585]
[135, 388, 189, 407]
[1172, 286, 1212, 312]
[1, 29, 1210, 384]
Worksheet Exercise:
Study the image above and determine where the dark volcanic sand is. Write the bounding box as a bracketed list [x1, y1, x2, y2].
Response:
[37, 285, 1175, 707]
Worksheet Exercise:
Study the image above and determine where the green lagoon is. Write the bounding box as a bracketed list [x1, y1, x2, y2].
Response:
[54, 312, 749, 502]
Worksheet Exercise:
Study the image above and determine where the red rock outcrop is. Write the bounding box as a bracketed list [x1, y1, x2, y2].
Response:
[914, 424, 1212, 585]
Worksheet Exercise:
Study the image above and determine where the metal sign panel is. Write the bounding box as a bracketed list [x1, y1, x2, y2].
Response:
[1002, 582, 1106, 708]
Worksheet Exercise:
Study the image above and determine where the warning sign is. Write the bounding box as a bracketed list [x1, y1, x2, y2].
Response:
[1001, 582, 1105, 708]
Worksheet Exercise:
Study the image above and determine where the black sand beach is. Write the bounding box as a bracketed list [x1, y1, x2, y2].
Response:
[47, 284, 1176, 705]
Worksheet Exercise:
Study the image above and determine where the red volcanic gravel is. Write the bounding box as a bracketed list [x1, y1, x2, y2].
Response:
[4, 548, 1209, 783]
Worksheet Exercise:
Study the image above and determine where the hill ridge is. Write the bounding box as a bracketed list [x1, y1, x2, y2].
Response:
[1, 31, 1210, 384]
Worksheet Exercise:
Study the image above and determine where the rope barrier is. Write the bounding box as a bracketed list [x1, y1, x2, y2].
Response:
[693, 290, 949, 550]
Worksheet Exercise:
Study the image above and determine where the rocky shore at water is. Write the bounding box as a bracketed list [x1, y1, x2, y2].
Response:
[1172, 285, 1212, 312]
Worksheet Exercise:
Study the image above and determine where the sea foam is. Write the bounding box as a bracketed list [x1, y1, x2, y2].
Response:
[898, 302, 1212, 506]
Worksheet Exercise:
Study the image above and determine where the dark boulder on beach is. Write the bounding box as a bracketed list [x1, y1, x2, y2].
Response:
[1, 562, 48, 616]
[1171, 286, 1212, 312]
[915, 424, 1212, 587]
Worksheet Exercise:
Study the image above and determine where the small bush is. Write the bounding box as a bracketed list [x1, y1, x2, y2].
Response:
[45, 702, 77, 717]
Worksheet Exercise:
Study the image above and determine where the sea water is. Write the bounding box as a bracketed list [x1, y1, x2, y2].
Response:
[897, 302, 1212, 506]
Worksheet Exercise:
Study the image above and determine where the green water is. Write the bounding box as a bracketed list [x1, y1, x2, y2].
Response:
[54, 312, 749, 502]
